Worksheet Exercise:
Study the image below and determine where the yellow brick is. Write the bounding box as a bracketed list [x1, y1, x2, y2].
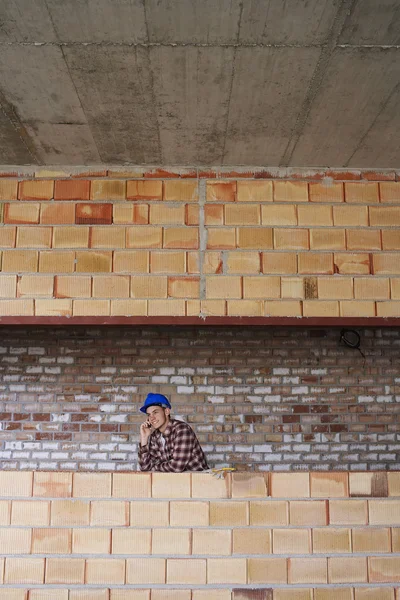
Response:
[310, 473, 349, 497]
[112, 528, 151, 554]
[369, 557, 400, 582]
[340, 300, 375, 316]
[33, 472, 72, 498]
[128, 501, 170, 527]
[227, 299, 263, 316]
[164, 180, 198, 202]
[227, 252, 260, 274]
[250, 500, 288, 525]
[0, 501, 11, 524]
[91, 180, 126, 200]
[113, 250, 149, 273]
[73, 299, 110, 316]
[225, 204, 260, 225]
[236, 227, 273, 250]
[281, 276, 304, 299]
[113, 204, 135, 224]
[334, 253, 370, 274]
[0, 299, 33, 315]
[329, 556, 368, 583]
[150, 204, 185, 224]
[164, 227, 199, 249]
[0, 227, 16, 247]
[298, 253, 333, 274]
[126, 558, 166, 584]
[193, 529, 232, 556]
[191, 472, 231, 498]
[150, 251, 186, 273]
[289, 500, 328, 526]
[187, 251, 222, 274]
[377, 301, 400, 316]
[388, 472, 400, 496]
[186, 204, 199, 225]
[17, 275, 53, 297]
[274, 591, 313, 600]
[206, 276, 242, 299]
[72, 528, 110, 554]
[199, 299, 226, 315]
[313, 528, 351, 553]
[274, 528, 311, 554]
[40, 203, 76, 225]
[370, 206, 400, 226]
[274, 181, 308, 202]
[54, 275, 91, 298]
[170, 501, 209, 527]
[30, 590, 68, 600]
[210, 501, 248, 526]
[70, 591, 108, 600]
[85, 558, 125, 584]
[354, 277, 390, 299]
[0, 528, 31, 553]
[329, 499, 368, 524]
[369, 499, 400, 524]
[51, 499, 90, 526]
[0, 590, 27, 600]
[231, 473, 268, 498]
[309, 182, 343, 203]
[113, 473, 151, 498]
[168, 276, 199, 298]
[354, 589, 395, 600]
[2, 250, 38, 272]
[32, 528, 71, 554]
[131, 275, 167, 298]
[248, 557, 287, 584]
[262, 252, 297, 274]
[310, 229, 345, 250]
[233, 527, 271, 554]
[0, 275, 17, 297]
[16, 226, 52, 248]
[205, 204, 224, 225]
[192, 592, 231, 600]
[35, 299, 72, 316]
[19, 180, 53, 200]
[206, 181, 236, 202]
[45, 557, 85, 584]
[39, 251, 75, 273]
[298, 205, 333, 226]
[207, 228, 236, 249]
[167, 559, 206, 585]
[0, 179, 18, 200]
[75, 251, 112, 273]
[91, 501, 129, 526]
[380, 181, 400, 203]
[110, 592, 150, 600]
[127, 180, 162, 200]
[393, 527, 400, 551]
[382, 230, 400, 250]
[152, 528, 191, 555]
[318, 276, 353, 299]
[289, 557, 327, 584]
[237, 181, 273, 202]
[5, 202, 40, 224]
[53, 226, 89, 248]
[353, 527, 391, 552]
[90, 226, 125, 248]
[92, 275, 130, 298]
[126, 226, 162, 248]
[152, 472, 191, 498]
[0, 471, 32, 497]
[373, 253, 400, 274]
[274, 229, 309, 249]
[5, 558, 44, 584]
[333, 205, 369, 226]
[262, 204, 297, 225]
[147, 298, 184, 315]
[208, 558, 247, 584]
[271, 473, 310, 498]
[11, 500, 49, 525]
[152, 591, 190, 600]
[303, 300, 339, 316]
[345, 182, 379, 203]
[349, 472, 388, 497]
[346, 229, 381, 250]
[314, 590, 353, 600]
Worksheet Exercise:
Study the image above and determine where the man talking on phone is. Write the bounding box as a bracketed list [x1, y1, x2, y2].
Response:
[138, 393, 208, 472]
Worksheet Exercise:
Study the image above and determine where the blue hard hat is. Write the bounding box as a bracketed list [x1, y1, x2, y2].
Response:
[140, 393, 172, 414]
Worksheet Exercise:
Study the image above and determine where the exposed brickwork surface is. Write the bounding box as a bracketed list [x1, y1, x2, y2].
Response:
[0, 326, 399, 472]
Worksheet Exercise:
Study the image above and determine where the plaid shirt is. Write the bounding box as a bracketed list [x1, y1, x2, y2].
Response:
[138, 419, 208, 472]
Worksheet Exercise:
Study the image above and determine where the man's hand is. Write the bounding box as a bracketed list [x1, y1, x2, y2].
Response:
[140, 419, 153, 447]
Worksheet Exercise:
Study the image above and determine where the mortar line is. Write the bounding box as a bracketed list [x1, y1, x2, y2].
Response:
[198, 179, 206, 312]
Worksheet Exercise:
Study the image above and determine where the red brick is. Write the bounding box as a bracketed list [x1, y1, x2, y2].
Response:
[54, 180, 90, 200]
[76, 204, 112, 225]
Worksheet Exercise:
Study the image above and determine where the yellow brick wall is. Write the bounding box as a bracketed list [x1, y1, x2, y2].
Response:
[0, 169, 400, 319]
[0, 470, 399, 598]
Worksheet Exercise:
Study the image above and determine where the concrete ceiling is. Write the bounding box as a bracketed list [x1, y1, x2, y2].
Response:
[0, 0, 400, 168]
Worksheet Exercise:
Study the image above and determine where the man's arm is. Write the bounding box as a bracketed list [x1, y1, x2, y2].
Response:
[138, 441, 159, 471]
[150, 424, 195, 472]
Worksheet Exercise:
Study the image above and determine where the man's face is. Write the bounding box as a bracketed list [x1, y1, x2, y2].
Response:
[146, 405, 170, 431]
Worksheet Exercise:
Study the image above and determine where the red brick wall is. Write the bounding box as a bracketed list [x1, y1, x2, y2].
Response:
[0, 325, 399, 472]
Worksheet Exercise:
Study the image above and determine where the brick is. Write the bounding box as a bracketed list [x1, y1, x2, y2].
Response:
[0, 591, 26, 600]
[250, 501, 288, 525]
[318, 277, 353, 299]
[90, 180, 126, 200]
[39, 251, 75, 272]
[113, 204, 134, 224]
[127, 180, 162, 200]
[354, 277, 390, 299]
[152, 528, 191, 554]
[227, 300, 263, 316]
[150, 251, 186, 273]
[54, 275, 91, 298]
[330, 556, 369, 584]
[274, 181, 308, 202]
[227, 252, 261, 274]
[11, 500, 50, 525]
[148, 298, 185, 315]
[152, 472, 191, 498]
[54, 180, 90, 200]
[261, 205, 297, 225]
[199, 299, 226, 315]
[90, 226, 126, 248]
[274, 528, 311, 554]
[150, 205, 185, 224]
[4, 202, 40, 224]
[113, 473, 151, 498]
[16, 226, 52, 248]
[51, 500, 90, 526]
[0, 528, 31, 553]
[231, 473, 268, 498]
[313, 528, 351, 553]
[75, 251, 112, 272]
[112, 528, 150, 554]
[206, 181, 236, 202]
[298, 205, 333, 226]
[380, 181, 400, 202]
[126, 558, 166, 584]
[237, 181, 273, 202]
[237, 228, 273, 249]
[314, 591, 353, 600]
[152, 593, 192, 600]
[86, 558, 125, 584]
[76, 203, 112, 224]
[91, 501, 128, 526]
[346, 229, 381, 250]
[393, 527, 400, 552]
[113, 250, 149, 273]
[340, 300, 375, 316]
[70, 592, 108, 600]
[192, 593, 231, 600]
[164, 227, 199, 249]
[382, 230, 400, 249]
[208, 558, 247, 584]
[32, 528, 71, 554]
[73, 299, 110, 316]
[0, 501, 11, 524]
[370, 206, 400, 226]
[0, 275, 17, 297]
[210, 501, 248, 526]
[74, 473, 112, 497]
[289, 557, 327, 584]
[333, 205, 369, 226]
[369, 557, 400, 582]
[126, 226, 162, 248]
[35, 299, 72, 316]
[233, 528, 271, 554]
[352, 527, 391, 552]
[0, 226, 16, 246]
[289, 500, 328, 526]
[188, 251, 222, 274]
[298, 253, 333, 274]
[192, 529, 232, 555]
[30, 590, 68, 600]
[110, 592, 150, 600]
[309, 183, 343, 203]
[303, 300, 339, 316]
[334, 253, 370, 274]
[164, 180, 198, 202]
[310, 473, 349, 497]
[354, 589, 395, 600]
[281, 277, 304, 299]
[262, 252, 297, 274]
[207, 228, 236, 249]
[248, 557, 287, 584]
[167, 559, 206, 584]
[0, 471, 32, 496]
[169, 501, 208, 526]
[17, 275, 53, 298]
[225, 204, 260, 225]
[168, 276, 200, 298]
[2, 250, 38, 272]
[186, 204, 199, 225]
[19, 180, 53, 200]
[72, 528, 110, 554]
[373, 253, 400, 274]
[388, 473, 400, 496]
[131, 276, 167, 298]
[0, 299, 33, 315]
[274, 229, 309, 250]
[349, 472, 388, 497]
[274, 591, 312, 600]
[271, 473, 310, 498]
[0, 179, 18, 200]
[310, 229, 345, 250]
[92, 275, 130, 298]
[111, 298, 147, 315]
[5, 558, 45, 584]
[345, 182, 379, 203]
[205, 204, 224, 225]
[369, 500, 400, 524]
[45, 557, 85, 584]
[206, 276, 242, 299]
[376, 300, 400, 316]
[191, 472, 230, 498]
[40, 203, 75, 224]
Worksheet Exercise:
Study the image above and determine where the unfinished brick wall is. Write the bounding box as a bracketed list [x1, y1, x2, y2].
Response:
[0, 167, 400, 319]
[0, 326, 399, 472]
